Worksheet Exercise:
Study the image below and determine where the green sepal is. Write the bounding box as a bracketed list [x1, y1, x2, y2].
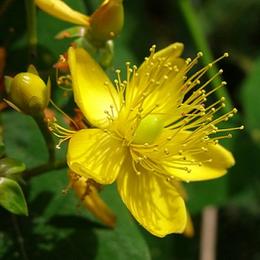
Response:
[46, 77, 51, 106]
[98, 40, 114, 68]
[55, 26, 86, 40]
[4, 76, 13, 94]
[27, 64, 39, 75]
[0, 177, 28, 216]
[0, 157, 26, 180]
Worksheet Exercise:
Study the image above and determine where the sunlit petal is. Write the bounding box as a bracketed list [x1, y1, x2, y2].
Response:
[67, 129, 125, 184]
[126, 43, 186, 120]
[117, 160, 187, 237]
[68, 47, 119, 128]
[162, 131, 235, 182]
[35, 0, 89, 26]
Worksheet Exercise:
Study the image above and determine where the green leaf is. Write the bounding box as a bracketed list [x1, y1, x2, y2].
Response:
[185, 176, 228, 215]
[241, 57, 260, 147]
[0, 158, 26, 180]
[0, 177, 28, 216]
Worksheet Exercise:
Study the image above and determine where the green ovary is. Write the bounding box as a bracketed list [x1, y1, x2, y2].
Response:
[133, 115, 164, 145]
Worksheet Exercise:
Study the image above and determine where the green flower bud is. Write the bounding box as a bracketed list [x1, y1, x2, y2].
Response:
[87, 0, 124, 47]
[5, 71, 50, 116]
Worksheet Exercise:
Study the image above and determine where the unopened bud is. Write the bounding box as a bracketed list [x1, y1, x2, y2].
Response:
[88, 0, 124, 46]
[5, 70, 50, 116]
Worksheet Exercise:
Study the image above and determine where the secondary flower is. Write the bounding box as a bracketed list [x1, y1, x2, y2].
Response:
[53, 43, 240, 237]
[35, 0, 124, 45]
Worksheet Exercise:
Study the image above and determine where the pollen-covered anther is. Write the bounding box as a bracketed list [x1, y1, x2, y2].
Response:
[197, 51, 203, 57]
[186, 58, 192, 64]
[173, 65, 179, 72]
[224, 52, 229, 57]
[150, 45, 156, 53]
[221, 81, 227, 86]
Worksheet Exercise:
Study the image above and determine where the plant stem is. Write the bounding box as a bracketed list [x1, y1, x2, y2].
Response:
[25, 0, 37, 60]
[200, 206, 218, 260]
[177, 0, 233, 112]
[33, 115, 55, 165]
[11, 215, 29, 260]
[23, 160, 67, 180]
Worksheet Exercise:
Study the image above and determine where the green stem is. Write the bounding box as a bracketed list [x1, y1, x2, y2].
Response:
[23, 160, 67, 180]
[33, 114, 55, 165]
[177, 0, 233, 112]
[25, 0, 37, 59]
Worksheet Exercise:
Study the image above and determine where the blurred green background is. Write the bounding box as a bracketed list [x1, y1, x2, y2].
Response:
[0, 0, 259, 259]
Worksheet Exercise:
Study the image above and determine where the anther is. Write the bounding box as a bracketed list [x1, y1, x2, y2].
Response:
[222, 81, 227, 86]
[197, 51, 203, 57]
[224, 52, 229, 57]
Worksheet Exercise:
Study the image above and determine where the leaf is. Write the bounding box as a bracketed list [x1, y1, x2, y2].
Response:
[0, 177, 28, 215]
[240, 56, 260, 147]
[184, 176, 228, 215]
[0, 157, 26, 180]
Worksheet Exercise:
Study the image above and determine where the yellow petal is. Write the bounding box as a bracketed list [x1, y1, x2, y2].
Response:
[126, 43, 186, 120]
[183, 211, 194, 237]
[153, 42, 184, 60]
[68, 47, 119, 128]
[35, 0, 89, 26]
[67, 129, 126, 184]
[117, 160, 187, 237]
[162, 132, 235, 182]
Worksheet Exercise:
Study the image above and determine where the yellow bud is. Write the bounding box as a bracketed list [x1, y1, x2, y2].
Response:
[88, 0, 124, 46]
[7, 72, 50, 116]
[133, 115, 164, 145]
[69, 172, 116, 228]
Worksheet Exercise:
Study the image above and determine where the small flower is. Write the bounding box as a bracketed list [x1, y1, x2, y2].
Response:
[54, 43, 241, 237]
[35, 0, 124, 45]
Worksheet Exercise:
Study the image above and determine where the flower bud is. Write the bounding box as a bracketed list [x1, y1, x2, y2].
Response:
[5, 71, 50, 116]
[88, 0, 124, 46]
[69, 172, 116, 228]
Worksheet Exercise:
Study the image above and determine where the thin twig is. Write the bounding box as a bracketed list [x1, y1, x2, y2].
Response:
[23, 160, 67, 180]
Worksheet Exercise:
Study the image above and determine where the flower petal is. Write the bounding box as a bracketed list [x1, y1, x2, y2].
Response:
[67, 129, 125, 184]
[126, 43, 186, 120]
[153, 42, 184, 60]
[161, 132, 235, 182]
[68, 47, 119, 128]
[35, 0, 89, 26]
[117, 160, 187, 237]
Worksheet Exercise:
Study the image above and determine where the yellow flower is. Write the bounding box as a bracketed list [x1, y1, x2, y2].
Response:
[35, 0, 124, 44]
[57, 43, 238, 237]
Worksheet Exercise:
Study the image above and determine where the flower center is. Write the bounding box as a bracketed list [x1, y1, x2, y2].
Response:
[132, 115, 164, 144]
